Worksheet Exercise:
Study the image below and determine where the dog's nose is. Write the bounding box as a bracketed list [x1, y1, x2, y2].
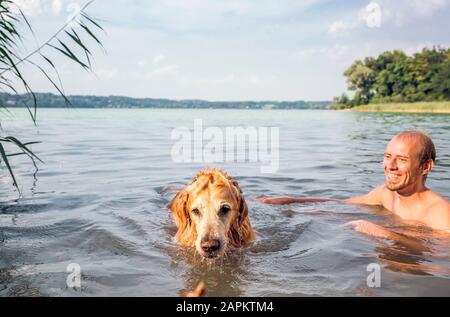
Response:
[201, 239, 221, 253]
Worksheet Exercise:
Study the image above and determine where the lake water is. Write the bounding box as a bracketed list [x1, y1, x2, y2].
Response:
[1, 109, 449, 297]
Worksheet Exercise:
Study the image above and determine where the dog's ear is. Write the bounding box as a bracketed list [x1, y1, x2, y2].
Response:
[167, 190, 190, 230]
[227, 175, 242, 195]
[238, 195, 249, 226]
[227, 176, 248, 225]
[227, 176, 253, 246]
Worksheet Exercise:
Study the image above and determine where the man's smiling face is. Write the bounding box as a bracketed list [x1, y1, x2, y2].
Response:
[383, 136, 423, 192]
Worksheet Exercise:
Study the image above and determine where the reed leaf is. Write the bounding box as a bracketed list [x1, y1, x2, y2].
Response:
[0, 0, 104, 192]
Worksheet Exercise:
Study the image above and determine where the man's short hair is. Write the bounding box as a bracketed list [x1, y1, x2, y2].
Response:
[395, 130, 436, 166]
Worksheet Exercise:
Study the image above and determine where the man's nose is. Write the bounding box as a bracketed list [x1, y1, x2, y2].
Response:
[201, 239, 221, 253]
[387, 158, 397, 170]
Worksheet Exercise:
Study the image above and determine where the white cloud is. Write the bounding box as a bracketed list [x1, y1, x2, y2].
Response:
[212, 74, 235, 84]
[146, 64, 179, 78]
[398, 0, 448, 17]
[330, 0, 449, 36]
[135, 55, 169, 73]
[326, 45, 350, 61]
[11, 0, 43, 16]
[137, 59, 148, 67]
[360, 0, 450, 27]
[358, 2, 382, 28]
[296, 45, 351, 61]
[153, 54, 166, 65]
[11, 0, 83, 16]
[181, 73, 274, 86]
[123, 0, 325, 34]
[96, 68, 119, 80]
[295, 48, 317, 58]
[151, 0, 322, 18]
[245, 75, 263, 85]
[328, 20, 355, 34]
[211, 74, 267, 85]
[51, 0, 63, 15]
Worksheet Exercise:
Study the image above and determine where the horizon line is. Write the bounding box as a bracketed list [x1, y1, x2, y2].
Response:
[2, 92, 331, 103]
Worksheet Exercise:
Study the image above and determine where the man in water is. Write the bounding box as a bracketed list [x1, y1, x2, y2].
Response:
[259, 130, 450, 234]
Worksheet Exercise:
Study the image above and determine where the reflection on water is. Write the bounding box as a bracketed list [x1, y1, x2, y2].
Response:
[167, 247, 251, 297]
[0, 109, 449, 296]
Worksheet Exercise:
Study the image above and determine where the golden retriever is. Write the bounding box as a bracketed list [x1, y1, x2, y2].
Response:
[167, 168, 255, 258]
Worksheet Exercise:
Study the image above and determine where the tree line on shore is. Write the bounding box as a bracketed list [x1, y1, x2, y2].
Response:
[0, 93, 330, 110]
[333, 47, 450, 109]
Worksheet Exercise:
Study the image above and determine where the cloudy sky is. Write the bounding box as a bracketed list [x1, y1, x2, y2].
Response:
[14, 0, 450, 101]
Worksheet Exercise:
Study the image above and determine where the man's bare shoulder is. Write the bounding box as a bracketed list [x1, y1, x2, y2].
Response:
[373, 185, 390, 196]
[425, 192, 450, 231]
[426, 190, 450, 205]
[368, 185, 393, 202]
[428, 193, 450, 214]
[344, 185, 387, 205]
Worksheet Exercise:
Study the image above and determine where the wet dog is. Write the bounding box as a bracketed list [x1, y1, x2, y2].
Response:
[168, 169, 255, 258]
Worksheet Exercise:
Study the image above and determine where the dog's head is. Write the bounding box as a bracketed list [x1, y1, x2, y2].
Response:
[168, 169, 255, 258]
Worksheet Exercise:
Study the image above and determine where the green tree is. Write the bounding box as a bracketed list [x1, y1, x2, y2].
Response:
[331, 93, 350, 109]
[433, 60, 450, 99]
[0, 0, 104, 192]
[335, 47, 450, 107]
[371, 50, 410, 99]
[343, 60, 375, 105]
[410, 47, 447, 99]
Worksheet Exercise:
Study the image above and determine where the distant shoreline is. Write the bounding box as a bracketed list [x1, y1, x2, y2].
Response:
[5, 106, 330, 110]
[0, 92, 331, 110]
[347, 102, 450, 114]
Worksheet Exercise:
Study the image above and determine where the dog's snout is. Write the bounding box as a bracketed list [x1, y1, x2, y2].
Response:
[201, 239, 221, 253]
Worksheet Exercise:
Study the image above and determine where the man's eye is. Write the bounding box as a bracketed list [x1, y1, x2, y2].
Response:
[191, 208, 200, 215]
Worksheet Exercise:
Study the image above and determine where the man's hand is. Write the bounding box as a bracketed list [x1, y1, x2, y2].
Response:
[257, 197, 290, 204]
[258, 197, 339, 205]
[349, 220, 429, 252]
[349, 220, 393, 239]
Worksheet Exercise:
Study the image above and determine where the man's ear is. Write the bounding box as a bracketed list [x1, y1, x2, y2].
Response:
[422, 159, 434, 176]
[167, 190, 190, 229]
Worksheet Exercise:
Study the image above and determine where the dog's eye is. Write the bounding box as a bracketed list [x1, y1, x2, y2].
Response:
[219, 205, 231, 215]
[191, 208, 200, 216]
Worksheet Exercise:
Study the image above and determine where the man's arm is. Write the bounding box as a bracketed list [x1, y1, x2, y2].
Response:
[350, 220, 429, 251]
[257, 197, 340, 205]
[258, 186, 385, 206]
